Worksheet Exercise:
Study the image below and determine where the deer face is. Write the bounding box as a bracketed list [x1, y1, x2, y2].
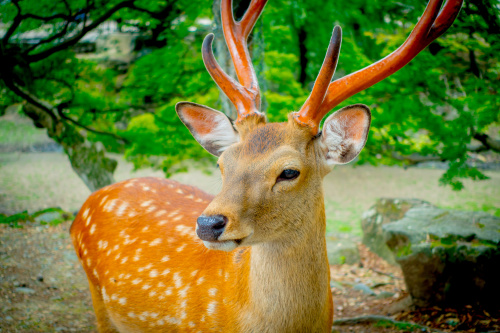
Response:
[176, 104, 371, 251]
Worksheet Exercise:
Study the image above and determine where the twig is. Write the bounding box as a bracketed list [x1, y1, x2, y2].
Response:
[369, 267, 403, 280]
[333, 315, 446, 333]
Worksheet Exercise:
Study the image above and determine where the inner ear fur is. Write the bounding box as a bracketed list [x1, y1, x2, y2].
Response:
[176, 102, 239, 157]
[320, 104, 371, 165]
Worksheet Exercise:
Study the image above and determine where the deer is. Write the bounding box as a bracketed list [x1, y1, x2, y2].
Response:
[70, 0, 462, 331]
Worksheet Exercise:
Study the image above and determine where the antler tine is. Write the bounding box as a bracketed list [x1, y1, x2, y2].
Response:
[202, 33, 257, 114]
[221, 0, 267, 92]
[294, 26, 342, 128]
[202, 0, 267, 123]
[294, 0, 463, 134]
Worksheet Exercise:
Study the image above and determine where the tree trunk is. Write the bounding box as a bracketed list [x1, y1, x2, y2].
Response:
[23, 103, 117, 192]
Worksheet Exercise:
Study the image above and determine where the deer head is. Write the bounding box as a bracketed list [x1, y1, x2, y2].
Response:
[176, 0, 462, 252]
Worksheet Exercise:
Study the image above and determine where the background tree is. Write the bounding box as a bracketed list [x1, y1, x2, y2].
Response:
[1, 0, 498, 191]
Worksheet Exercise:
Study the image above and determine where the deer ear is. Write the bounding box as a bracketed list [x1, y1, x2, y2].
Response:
[176, 102, 239, 157]
[321, 104, 371, 165]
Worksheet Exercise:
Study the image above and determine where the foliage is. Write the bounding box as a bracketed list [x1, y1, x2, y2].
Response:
[0, 207, 74, 228]
[0, 0, 498, 189]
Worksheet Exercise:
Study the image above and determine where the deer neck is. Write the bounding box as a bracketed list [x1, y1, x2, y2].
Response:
[240, 193, 331, 331]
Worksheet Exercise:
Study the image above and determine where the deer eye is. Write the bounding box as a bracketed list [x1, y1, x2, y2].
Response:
[277, 169, 300, 182]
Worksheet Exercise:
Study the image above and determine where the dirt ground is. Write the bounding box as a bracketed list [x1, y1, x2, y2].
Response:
[2, 221, 498, 333]
[1, 152, 499, 332]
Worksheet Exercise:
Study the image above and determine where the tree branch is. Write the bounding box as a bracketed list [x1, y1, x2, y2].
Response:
[2, 78, 59, 125]
[56, 108, 130, 144]
[26, 0, 135, 63]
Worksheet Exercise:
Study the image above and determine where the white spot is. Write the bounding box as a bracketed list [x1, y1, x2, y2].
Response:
[173, 272, 182, 288]
[161, 269, 170, 276]
[175, 225, 193, 236]
[190, 270, 198, 277]
[158, 282, 165, 288]
[102, 287, 110, 302]
[149, 290, 157, 297]
[124, 274, 131, 279]
[128, 312, 136, 318]
[157, 319, 164, 325]
[98, 240, 108, 250]
[207, 301, 217, 315]
[168, 209, 180, 217]
[93, 269, 99, 280]
[161, 255, 170, 262]
[119, 297, 127, 305]
[149, 238, 162, 246]
[142, 284, 151, 290]
[176, 189, 184, 195]
[138, 264, 152, 272]
[185, 194, 194, 200]
[124, 237, 138, 245]
[208, 288, 217, 296]
[164, 315, 181, 325]
[104, 199, 118, 212]
[111, 294, 118, 301]
[141, 226, 149, 232]
[158, 220, 168, 226]
[86, 258, 91, 266]
[132, 278, 142, 285]
[140, 200, 153, 207]
[146, 205, 157, 213]
[173, 215, 183, 222]
[100, 195, 109, 206]
[116, 202, 129, 217]
[89, 224, 96, 235]
[188, 322, 195, 328]
[155, 210, 166, 217]
[115, 253, 121, 260]
[114, 244, 119, 251]
[120, 257, 128, 264]
[142, 186, 150, 191]
[196, 276, 205, 285]
[178, 286, 189, 298]
[150, 270, 158, 278]
[150, 312, 159, 319]
[165, 288, 173, 296]
[138, 312, 149, 321]
[82, 208, 90, 219]
[176, 244, 186, 252]
[128, 211, 137, 217]
[218, 269, 223, 277]
[85, 215, 92, 226]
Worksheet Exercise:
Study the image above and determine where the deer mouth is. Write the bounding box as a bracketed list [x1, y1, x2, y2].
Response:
[202, 238, 244, 251]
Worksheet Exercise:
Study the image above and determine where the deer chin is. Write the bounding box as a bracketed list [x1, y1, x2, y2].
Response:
[202, 239, 241, 251]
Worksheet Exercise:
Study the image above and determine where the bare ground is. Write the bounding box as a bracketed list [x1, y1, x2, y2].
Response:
[0, 152, 499, 332]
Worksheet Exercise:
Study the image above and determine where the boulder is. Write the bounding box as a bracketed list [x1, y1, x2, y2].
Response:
[383, 206, 500, 309]
[361, 198, 434, 265]
[326, 234, 360, 265]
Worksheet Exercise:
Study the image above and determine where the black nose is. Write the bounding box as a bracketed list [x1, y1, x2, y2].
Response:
[196, 215, 227, 241]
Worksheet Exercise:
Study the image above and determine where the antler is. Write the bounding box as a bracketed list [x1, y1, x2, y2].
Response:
[202, 0, 268, 124]
[293, 0, 463, 134]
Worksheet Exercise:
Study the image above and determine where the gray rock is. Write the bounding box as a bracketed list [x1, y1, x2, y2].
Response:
[383, 206, 500, 309]
[361, 198, 434, 265]
[15, 287, 35, 294]
[326, 235, 360, 265]
[353, 283, 376, 295]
